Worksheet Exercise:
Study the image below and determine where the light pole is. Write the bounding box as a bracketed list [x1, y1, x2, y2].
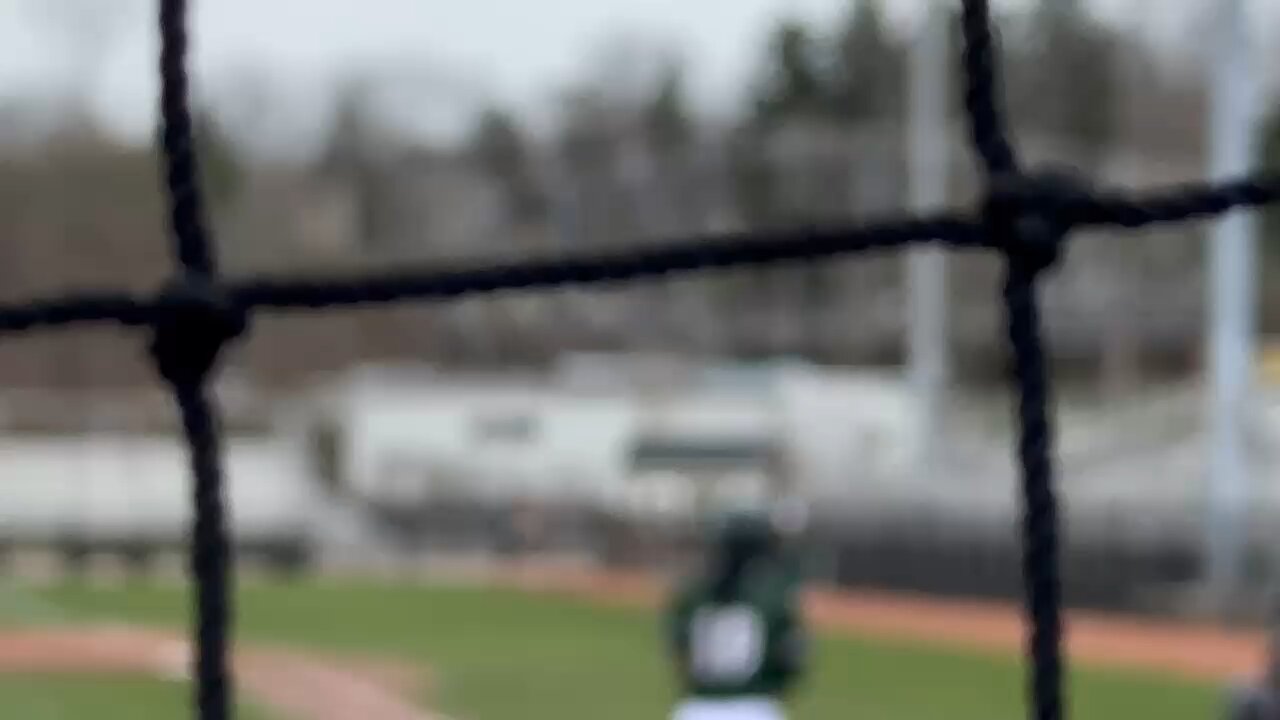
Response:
[1205, 0, 1258, 604]
[907, 2, 949, 487]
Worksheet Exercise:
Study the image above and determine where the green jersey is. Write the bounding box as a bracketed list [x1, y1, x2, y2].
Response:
[667, 562, 807, 700]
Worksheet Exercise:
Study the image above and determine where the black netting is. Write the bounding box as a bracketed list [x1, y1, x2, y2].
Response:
[1, 1, 1278, 718]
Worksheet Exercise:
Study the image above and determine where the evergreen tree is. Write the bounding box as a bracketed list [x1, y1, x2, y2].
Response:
[154, 107, 242, 209]
[317, 80, 387, 253]
[829, 0, 904, 123]
[1020, 0, 1118, 165]
[470, 107, 544, 223]
[193, 111, 242, 209]
[751, 20, 828, 128]
[644, 62, 693, 155]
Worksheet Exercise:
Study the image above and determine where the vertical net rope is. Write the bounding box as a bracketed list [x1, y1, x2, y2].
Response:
[155, 2, 244, 717]
[0, 1, 1273, 718]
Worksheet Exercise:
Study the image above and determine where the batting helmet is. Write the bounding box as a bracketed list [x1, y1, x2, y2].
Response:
[709, 509, 778, 553]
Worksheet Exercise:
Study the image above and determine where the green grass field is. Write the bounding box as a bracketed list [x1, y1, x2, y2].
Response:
[0, 579, 1221, 719]
[0, 673, 267, 719]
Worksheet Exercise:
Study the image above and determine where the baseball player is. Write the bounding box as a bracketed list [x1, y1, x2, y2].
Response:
[1228, 624, 1280, 720]
[666, 510, 808, 720]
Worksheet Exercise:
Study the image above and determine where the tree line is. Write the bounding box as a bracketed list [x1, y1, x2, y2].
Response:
[0, 0, 1276, 393]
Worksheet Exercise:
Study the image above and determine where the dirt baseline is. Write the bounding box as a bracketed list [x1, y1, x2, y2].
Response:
[0, 626, 439, 720]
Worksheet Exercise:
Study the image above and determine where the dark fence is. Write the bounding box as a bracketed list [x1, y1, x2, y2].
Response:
[333, 494, 1224, 618]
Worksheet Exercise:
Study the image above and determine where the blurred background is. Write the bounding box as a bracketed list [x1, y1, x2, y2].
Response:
[1, 0, 1280, 626]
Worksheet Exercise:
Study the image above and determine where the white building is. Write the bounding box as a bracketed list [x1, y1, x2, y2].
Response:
[291, 357, 918, 520]
[0, 433, 317, 553]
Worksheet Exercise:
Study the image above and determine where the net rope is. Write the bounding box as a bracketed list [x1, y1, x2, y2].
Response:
[2, 0, 1278, 718]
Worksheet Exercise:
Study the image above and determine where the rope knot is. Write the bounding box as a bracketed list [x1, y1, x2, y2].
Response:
[984, 167, 1089, 277]
[149, 277, 247, 388]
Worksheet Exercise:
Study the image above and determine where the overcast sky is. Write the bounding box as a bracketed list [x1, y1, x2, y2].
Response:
[0, 0, 1255, 149]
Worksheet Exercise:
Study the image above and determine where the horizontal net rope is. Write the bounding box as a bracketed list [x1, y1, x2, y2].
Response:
[4, 172, 1280, 333]
[0, 0, 1275, 718]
